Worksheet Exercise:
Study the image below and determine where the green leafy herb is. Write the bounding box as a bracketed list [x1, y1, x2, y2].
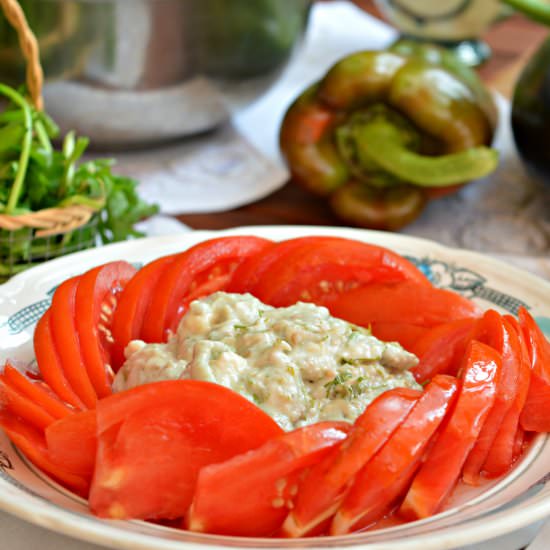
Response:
[324, 371, 353, 399]
[0, 84, 158, 278]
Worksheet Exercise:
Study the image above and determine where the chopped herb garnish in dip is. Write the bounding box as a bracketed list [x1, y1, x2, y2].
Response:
[113, 292, 420, 430]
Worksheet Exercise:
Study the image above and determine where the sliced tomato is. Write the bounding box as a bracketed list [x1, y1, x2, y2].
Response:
[250, 238, 430, 307]
[281, 387, 420, 538]
[46, 409, 97, 479]
[141, 236, 272, 343]
[369, 322, 430, 352]
[74, 261, 137, 397]
[0, 377, 55, 431]
[518, 307, 550, 432]
[187, 421, 349, 537]
[399, 341, 501, 520]
[110, 255, 177, 370]
[2, 364, 73, 420]
[33, 310, 85, 410]
[478, 316, 530, 476]
[89, 380, 282, 520]
[227, 237, 323, 294]
[331, 376, 458, 534]
[0, 411, 89, 496]
[410, 318, 478, 383]
[462, 314, 521, 485]
[49, 277, 97, 408]
[324, 282, 481, 331]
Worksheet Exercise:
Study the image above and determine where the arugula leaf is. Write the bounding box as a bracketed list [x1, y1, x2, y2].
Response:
[0, 84, 158, 279]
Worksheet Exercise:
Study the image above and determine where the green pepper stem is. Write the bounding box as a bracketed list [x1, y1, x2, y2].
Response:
[501, 0, 550, 26]
[0, 85, 33, 214]
[353, 120, 498, 187]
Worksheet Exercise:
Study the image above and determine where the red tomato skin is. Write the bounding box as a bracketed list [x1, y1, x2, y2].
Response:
[49, 277, 97, 408]
[227, 238, 320, 294]
[252, 238, 430, 307]
[187, 421, 350, 537]
[324, 282, 481, 331]
[331, 375, 458, 535]
[462, 314, 521, 485]
[89, 380, 282, 520]
[0, 412, 89, 496]
[2, 364, 73, 420]
[75, 261, 137, 397]
[141, 237, 272, 343]
[34, 310, 85, 410]
[411, 319, 478, 383]
[110, 255, 176, 370]
[370, 322, 429, 352]
[46, 409, 97, 479]
[518, 307, 550, 432]
[482, 316, 531, 477]
[0, 377, 55, 431]
[399, 341, 501, 521]
[281, 387, 420, 538]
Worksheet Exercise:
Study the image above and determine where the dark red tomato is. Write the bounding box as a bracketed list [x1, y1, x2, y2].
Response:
[331, 375, 458, 535]
[46, 409, 97, 479]
[0, 377, 55, 431]
[89, 380, 282, 520]
[369, 322, 430, 353]
[518, 307, 550, 432]
[0, 411, 89, 496]
[410, 318, 478, 383]
[141, 236, 272, 343]
[462, 314, 521, 485]
[2, 364, 73, 420]
[282, 388, 420, 538]
[110, 255, 177, 370]
[324, 282, 481, 330]
[187, 422, 349, 537]
[49, 277, 97, 408]
[34, 310, 85, 410]
[250, 237, 430, 307]
[74, 261, 137, 397]
[399, 341, 501, 521]
[228, 237, 339, 295]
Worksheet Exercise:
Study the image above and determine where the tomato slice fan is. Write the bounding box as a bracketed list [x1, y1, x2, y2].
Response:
[0, 377, 56, 431]
[74, 261, 137, 397]
[0, 411, 89, 496]
[281, 387, 420, 538]
[187, 421, 350, 537]
[330, 376, 458, 534]
[518, 307, 550, 432]
[462, 313, 521, 485]
[89, 380, 282, 520]
[399, 341, 501, 520]
[410, 318, 478, 383]
[324, 282, 481, 330]
[34, 310, 85, 410]
[49, 276, 98, 408]
[46, 409, 97, 480]
[141, 236, 273, 343]
[110, 255, 177, 371]
[482, 316, 531, 476]
[248, 237, 431, 307]
[1, 364, 73, 420]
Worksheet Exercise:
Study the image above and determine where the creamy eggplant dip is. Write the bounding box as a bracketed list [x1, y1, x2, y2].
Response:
[113, 292, 420, 431]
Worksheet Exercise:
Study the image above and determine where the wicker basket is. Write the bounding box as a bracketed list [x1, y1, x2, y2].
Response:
[0, 0, 101, 282]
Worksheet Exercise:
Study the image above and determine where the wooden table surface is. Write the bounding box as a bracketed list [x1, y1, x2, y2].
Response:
[176, 5, 549, 231]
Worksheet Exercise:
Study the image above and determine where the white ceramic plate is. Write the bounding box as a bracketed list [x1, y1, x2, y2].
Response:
[1, 225, 550, 550]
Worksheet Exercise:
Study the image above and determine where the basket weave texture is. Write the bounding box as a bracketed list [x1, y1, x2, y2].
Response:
[0, 0, 101, 279]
